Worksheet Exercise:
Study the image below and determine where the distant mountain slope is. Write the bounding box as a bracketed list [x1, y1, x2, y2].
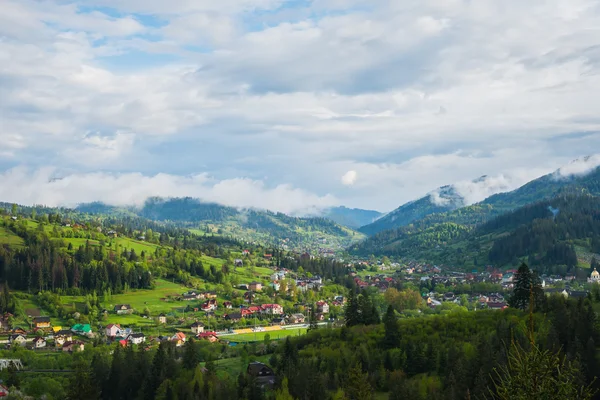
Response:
[350, 159, 600, 260]
[321, 206, 382, 229]
[351, 194, 600, 274]
[359, 157, 600, 236]
[77, 197, 364, 251]
[359, 176, 500, 235]
[358, 186, 462, 236]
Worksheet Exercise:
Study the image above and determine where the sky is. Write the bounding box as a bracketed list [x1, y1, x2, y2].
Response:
[1, 0, 600, 214]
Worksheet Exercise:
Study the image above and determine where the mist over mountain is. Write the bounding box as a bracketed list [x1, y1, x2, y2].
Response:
[359, 156, 600, 236]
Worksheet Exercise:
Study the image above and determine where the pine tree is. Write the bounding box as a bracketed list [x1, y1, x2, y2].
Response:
[308, 304, 318, 331]
[183, 338, 199, 370]
[345, 364, 373, 400]
[344, 289, 360, 327]
[68, 359, 100, 400]
[509, 263, 543, 310]
[383, 305, 400, 349]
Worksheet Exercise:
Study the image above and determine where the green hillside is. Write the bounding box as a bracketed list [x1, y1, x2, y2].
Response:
[359, 163, 600, 236]
[353, 195, 600, 275]
[78, 197, 365, 252]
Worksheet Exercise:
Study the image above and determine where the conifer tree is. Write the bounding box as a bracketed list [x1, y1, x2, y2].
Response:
[383, 305, 400, 349]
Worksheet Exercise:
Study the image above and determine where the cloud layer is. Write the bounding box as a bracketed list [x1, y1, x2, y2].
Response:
[2, 0, 600, 211]
[0, 168, 338, 215]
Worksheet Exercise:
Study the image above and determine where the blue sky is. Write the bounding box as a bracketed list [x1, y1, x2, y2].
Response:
[1, 0, 600, 213]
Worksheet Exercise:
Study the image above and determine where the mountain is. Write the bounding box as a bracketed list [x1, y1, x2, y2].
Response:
[358, 184, 466, 236]
[321, 206, 382, 229]
[350, 158, 600, 261]
[351, 194, 600, 274]
[77, 197, 364, 252]
[359, 157, 600, 236]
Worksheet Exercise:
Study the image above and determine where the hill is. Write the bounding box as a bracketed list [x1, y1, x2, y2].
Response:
[78, 197, 364, 252]
[320, 206, 382, 229]
[358, 157, 600, 236]
[351, 194, 600, 274]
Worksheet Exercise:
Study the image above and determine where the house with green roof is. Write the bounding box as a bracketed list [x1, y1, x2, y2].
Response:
[71, 324, 92, 335]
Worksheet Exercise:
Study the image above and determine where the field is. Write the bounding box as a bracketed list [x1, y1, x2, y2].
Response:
[58, 279, 195, 328]
[227, 326, 307, 342]
[0, 226, 24, 246]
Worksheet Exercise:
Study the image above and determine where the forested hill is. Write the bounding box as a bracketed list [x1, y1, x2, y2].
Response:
[358, 161, 600, 236]
[320, 206, 382, 229]
[350, 194, 600, 274]
[78, 197, 364, 251]
[358, 185, 463, 236]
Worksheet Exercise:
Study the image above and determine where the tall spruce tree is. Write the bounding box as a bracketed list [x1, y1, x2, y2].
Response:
[383, 305, 400, 349]
[509, 263, 543, 311]
[344, 289, 360, 327]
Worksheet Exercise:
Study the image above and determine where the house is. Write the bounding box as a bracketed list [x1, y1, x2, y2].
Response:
[114, 304, 133, 315]
[288, 314, 305, 324]
[33, 316, 51, 329]
[272, 318, 285, 326]
[223, 301, 233, 309]
[55, 330, 73, 346]
[234, 259, 243, 267]
[158, 314, 167, 324]
[264, 254, 273, 260]
[316, 301, 329, 314]
[242, 250, 250, 256]
[261, 304, 284, 315]
[271, 282, 281, 292]
[171, 332, 186, 346]
[249, 282, 263, 292]
[105, 324, 121, 338]
[204, 292, 218, 299]
[569, 290, 589, 299]
[190, 322, 205, 334]
[487, 302, 508, 310]
[63, 341, 85, 352]
[71, 324, 92, 336]
[247, 362, 276, 389]
[197, 331, 218, 342]
[201, 299, 217, 311]
[128, 333, 145, 345]
[225, 313, 242, 322]
[0, 384, 9, 397]
[32, 337, 47, 349]
[9, 334, 27, 347]
[12, 327, 26, 335]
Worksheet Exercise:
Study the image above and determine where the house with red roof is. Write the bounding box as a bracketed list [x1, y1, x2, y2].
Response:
[198, 332, 218, 343]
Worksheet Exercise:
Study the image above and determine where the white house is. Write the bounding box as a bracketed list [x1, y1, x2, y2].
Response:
[105, 324, 121, 337]
[128, 333, 145, 345]
[32, 337, 46, 348]
[190, 322, 205, 334]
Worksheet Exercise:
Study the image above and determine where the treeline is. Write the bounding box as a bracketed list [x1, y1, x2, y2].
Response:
[0, 239, 152, 294]
[488, 195, 600, 271]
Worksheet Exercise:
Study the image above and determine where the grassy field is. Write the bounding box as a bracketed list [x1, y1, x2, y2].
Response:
[227, 327, 307, 342]
[201, 354, 271, 377]
[0, 226, 24, 246]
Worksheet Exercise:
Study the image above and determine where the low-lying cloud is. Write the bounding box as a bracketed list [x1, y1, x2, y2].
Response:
[428, 173, 541, 207]
[554, 154, 600, 178]
[0, 167, 339, 215]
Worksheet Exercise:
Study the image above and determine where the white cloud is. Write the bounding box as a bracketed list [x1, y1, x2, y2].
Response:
[341, 170, 357, 186]
[554, 154, 600, 178]
[1, 0, 600, 212]
[0, 168, 339, 215]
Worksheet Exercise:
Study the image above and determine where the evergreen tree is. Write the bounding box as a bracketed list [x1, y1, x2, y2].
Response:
[344, 289, 360, 327]
[383, 305, 400, 349]
[345, 364, 373, 400]
[68, 359, 100, 400]
[509, 263, 543, 311]
[308, 303, 318, 331]
[182, 338, 199, 370]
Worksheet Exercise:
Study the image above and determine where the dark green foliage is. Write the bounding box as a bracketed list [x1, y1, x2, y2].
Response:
[383, 305, 400, 349]
[508, 263, 544, 311]
[344, 289, 379, 327]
